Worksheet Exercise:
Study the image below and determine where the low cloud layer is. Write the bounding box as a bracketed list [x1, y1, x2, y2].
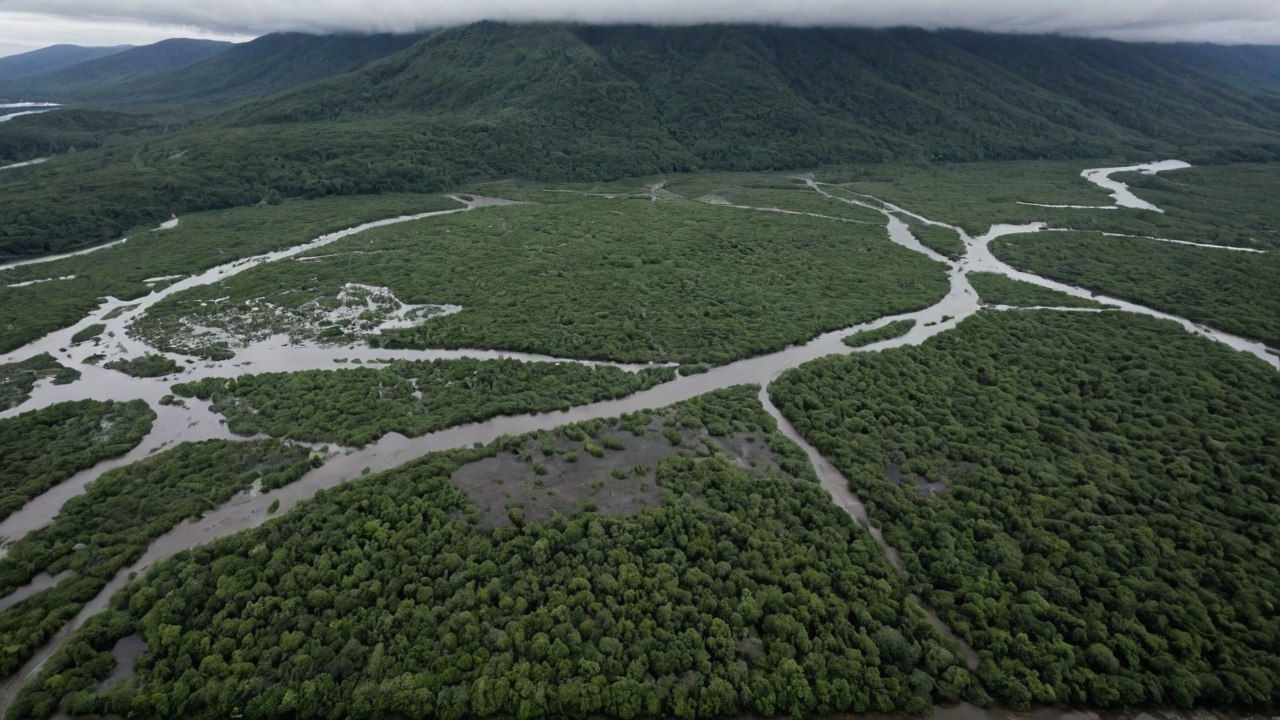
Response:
[3, 0, 1280, 58]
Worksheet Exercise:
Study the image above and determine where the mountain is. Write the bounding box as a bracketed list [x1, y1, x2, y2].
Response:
[2, 23, 1280, 258]
[0, 44, 132, 83]
[231, 24, 1280, 166]
[1156, 43, 1280, 92]
[1, 39, 233, 98]
[51, 32, 425, 114]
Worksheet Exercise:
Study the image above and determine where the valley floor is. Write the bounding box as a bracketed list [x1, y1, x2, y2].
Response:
[0, 160, 1276, 719]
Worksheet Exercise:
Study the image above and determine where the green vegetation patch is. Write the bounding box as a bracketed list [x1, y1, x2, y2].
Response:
[0, 354, 80, 411]
[0, 194, 462, 354]
[707, 186, 887, 223]
[0, 439, 312, 677]
[103, 354, 183, 378]
[13, 387, 984, 719]
[771, 311, 1280, 709]
[835, 162, 1280, 249]
[901, 216, 965, 260]
[993, 232, 1280, 347]
[69, 324, 106, 344]
[173, 359, 676, 447]
[844, 320, 917, 348]
[0, 399, 155, 522]
[967, 272, 1108, 309]
[141, 198, 949, 364]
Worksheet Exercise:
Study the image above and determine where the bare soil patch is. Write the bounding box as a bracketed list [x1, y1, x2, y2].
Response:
[453, 414, 793, 526]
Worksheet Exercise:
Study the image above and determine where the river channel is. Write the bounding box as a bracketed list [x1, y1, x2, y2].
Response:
[0, 161, 1274, 715]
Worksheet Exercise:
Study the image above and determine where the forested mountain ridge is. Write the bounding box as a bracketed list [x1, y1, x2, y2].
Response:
[1, 33, 424, 113]
[0, 40, 233, 99]
[3, 23, 1280, 258]
[0, 45, 132, 82]
[231, 24, 1280, 164]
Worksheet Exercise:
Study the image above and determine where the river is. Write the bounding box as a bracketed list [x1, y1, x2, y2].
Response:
[0, 161, 1274, 714]
[0, 102, 60, 124]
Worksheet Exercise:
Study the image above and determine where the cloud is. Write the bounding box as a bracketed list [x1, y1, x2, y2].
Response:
[2, 0, 1279, 57]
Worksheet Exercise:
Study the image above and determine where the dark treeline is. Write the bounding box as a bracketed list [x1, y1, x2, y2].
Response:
[771, 311, 1280, 709]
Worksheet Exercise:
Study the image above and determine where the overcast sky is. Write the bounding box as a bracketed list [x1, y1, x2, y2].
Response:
[3, 0, 1280, 59]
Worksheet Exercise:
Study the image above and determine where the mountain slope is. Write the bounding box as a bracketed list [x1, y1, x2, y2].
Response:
[0, 45, 131, 82]
[1, 39, 233, 98]
[232, 24, 1280, 165]
[65, 32, 425, 114]
[3, 23, 1280, 259]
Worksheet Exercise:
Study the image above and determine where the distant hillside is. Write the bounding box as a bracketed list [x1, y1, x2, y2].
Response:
[229, 25, 1280, 167]
[1159, 43, 1280, 92]
[53, 32, 425, 114]
[0, 44, 131, 83]
[1, 39, 233, 98]
[2, 23, 1280, 258]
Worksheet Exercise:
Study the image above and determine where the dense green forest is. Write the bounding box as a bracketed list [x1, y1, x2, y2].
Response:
[900, 217, 966, 260]
[0, 399, 154, 522]
[0, 355, 79, 411]
[770, 311, 1280, 709]
[4, 24, 1280, 257]
[10, 387, 986, 719]
[173, 359, 676, 446]
[0, 439, 312, 677]
[103, 355, 182, 378]
[993, 232, 1280, 347]
[137, 198, 949, 364]
[967, 273, 1109, 309]
[844, 320, 917, 348]
[0, 110, 152, 163]
[0, 193, 461, 354]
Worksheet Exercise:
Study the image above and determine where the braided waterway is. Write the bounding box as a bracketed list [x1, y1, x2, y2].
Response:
[1, 162, 1275, 714]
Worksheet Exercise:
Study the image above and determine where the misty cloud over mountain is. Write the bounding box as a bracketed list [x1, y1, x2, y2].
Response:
[5, 0, 1280, 45]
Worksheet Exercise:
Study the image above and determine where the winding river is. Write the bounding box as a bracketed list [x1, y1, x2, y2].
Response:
[0, 161, 1274, 713]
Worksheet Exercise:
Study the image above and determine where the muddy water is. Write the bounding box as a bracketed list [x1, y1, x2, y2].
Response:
[0, 397, 246, 547]
[0, 158, 47, 172]
[95, 635, 145, 692]
[0, 572, 70, 613]
[0, 102, 59, 118]
[1, 161, 1277, 713]
[0, 237, 129, 272]
[1080, 160, 1191, 212]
